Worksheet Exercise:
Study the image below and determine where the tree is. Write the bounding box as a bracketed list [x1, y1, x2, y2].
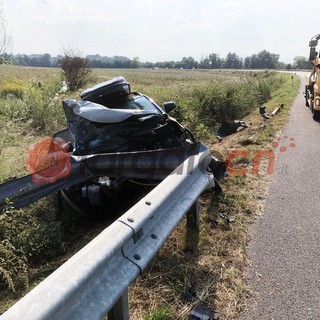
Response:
[244, 50, 279, 69]
[244, 54, 259, 69]
[224, 52, 243, 69]
[257, 50, 279, 69]
[0, 0, 12, 63]
[39, 53, 52, 67]
[244, 56, 250, 69]
[199, 56, 210, 69]
[132, 56, 140, 68]
[208, 53, 223, 69]
[180, 56, 197, 69]
[199, 53, 223, 69]
[60, 49, 92, 91]
[293, 56, 311, 69]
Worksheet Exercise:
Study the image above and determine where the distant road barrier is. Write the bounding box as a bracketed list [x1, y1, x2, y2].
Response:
[1, 143, 214, 320]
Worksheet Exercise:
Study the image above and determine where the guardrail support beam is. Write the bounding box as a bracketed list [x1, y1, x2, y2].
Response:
[108, 289, 129, 320]
[187, 198, 200, 229]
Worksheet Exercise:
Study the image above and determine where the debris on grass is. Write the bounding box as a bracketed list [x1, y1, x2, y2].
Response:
[190, 305, 221, 320]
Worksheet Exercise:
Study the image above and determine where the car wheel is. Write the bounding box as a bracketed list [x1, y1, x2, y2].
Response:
[305, 86, 310, 107]
[313, 109, 320, 121]
[310, 101, 314, 114]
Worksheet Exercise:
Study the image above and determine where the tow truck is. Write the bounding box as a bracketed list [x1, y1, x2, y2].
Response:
[305, 34, 320, 120]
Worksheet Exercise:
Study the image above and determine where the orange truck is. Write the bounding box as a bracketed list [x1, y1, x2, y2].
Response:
[305, 34, 320, 120]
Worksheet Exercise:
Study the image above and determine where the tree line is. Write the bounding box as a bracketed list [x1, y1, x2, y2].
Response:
[1, 50, 312, 70]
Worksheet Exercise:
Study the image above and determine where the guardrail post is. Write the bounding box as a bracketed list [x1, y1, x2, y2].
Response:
[185, 198, 200, 253]
[108, 289, 129, 320]
[187, 198, 199, 229]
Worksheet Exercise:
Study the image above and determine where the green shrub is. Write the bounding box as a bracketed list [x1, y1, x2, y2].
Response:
[186, 81, 259, 132]
[144, 306, 174, 320]
[0, 240, 28, 292]
[257, 74, 285, 103]
[17, 221, 63, 264]
[194, 122, 215, 141]
[0, 78, 66, 132]
[0, 206, 63, 265]
[257, 79, 272, 102]
[0, 95, 31, 121]
[60, 51, 93, 91]
[183, 73, 286, 135]
[0, 78, 27, 99]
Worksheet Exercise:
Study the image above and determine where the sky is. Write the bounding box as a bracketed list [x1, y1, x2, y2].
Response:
[2, 0, 319, 64]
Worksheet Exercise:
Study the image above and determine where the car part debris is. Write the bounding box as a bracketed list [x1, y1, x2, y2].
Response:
[190, 305, 221, 320]
[219, 212, 235, 223]
[215, 120, 250, 139]
[259, 105, 271, 119]
[270, 103, 284, 116]
[260, 104, 284, 119]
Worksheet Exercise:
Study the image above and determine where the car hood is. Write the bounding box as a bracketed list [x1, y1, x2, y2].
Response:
[63, 99, 158, 124]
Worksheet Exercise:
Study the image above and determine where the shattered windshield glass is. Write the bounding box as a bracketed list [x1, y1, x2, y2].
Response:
[111, 95, 161, 113]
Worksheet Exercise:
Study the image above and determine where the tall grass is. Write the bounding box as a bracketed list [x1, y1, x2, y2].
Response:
[182, 72, 286, 138]
[0, 239, 28, 293]
[0, 78, 66, 133]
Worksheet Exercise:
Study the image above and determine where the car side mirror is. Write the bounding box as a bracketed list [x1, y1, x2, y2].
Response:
[163, 101, 176, 113]
[310, 39, 318, 47]
[310, 47, 318, 61]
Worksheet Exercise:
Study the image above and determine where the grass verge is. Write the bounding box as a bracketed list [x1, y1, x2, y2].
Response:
[0, 68, 299, 318]
[128, 73, 300, 319]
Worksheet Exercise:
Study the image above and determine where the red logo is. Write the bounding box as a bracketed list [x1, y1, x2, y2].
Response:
[27, 137, 71, 184]
[225, 136, 296, 176]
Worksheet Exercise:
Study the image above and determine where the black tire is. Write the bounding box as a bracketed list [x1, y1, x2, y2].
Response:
[310, 101, 314, 114]
[313, 109, 320, 121]
[305, 85, 310, 107]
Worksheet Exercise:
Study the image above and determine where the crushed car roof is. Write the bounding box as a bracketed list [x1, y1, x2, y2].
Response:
[63, 99, 158, 123]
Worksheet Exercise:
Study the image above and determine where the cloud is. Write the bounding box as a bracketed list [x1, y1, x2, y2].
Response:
[4, 0, 319, 63]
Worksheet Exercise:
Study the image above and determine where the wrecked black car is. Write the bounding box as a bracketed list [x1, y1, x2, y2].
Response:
[62, 77, 194, 155]
[0, 77, 225, 214]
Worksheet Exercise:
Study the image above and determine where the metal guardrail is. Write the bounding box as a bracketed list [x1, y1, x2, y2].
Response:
[1, 143, 214, 320]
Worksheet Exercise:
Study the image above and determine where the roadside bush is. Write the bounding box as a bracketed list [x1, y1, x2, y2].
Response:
[193, 122, 215, 141]
[60, 50, 92, 91]
[0, 78, 27, 99]
[22, 80, 65, 131]
[257, 74, 285, 103]
[0, 205, 63, 266]
[0, 78, 66, 132]
[0, 240, 28, 292]
[0, 95, 31, 121]
[186, 80, 259, 132]
[184, 73, 286, 137]
[17, 221, 63, 264]
[0, 210, 31, 241]
[144, 307, 174, 320]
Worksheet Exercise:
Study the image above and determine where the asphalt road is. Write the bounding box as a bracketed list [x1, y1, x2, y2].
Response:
[241, 72, 320, 320]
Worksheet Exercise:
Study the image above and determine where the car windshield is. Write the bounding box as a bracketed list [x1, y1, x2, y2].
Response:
[115, 95, 161, 113]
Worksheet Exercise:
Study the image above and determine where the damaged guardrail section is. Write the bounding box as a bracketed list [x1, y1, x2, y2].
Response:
[1, 144, 214, 320]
